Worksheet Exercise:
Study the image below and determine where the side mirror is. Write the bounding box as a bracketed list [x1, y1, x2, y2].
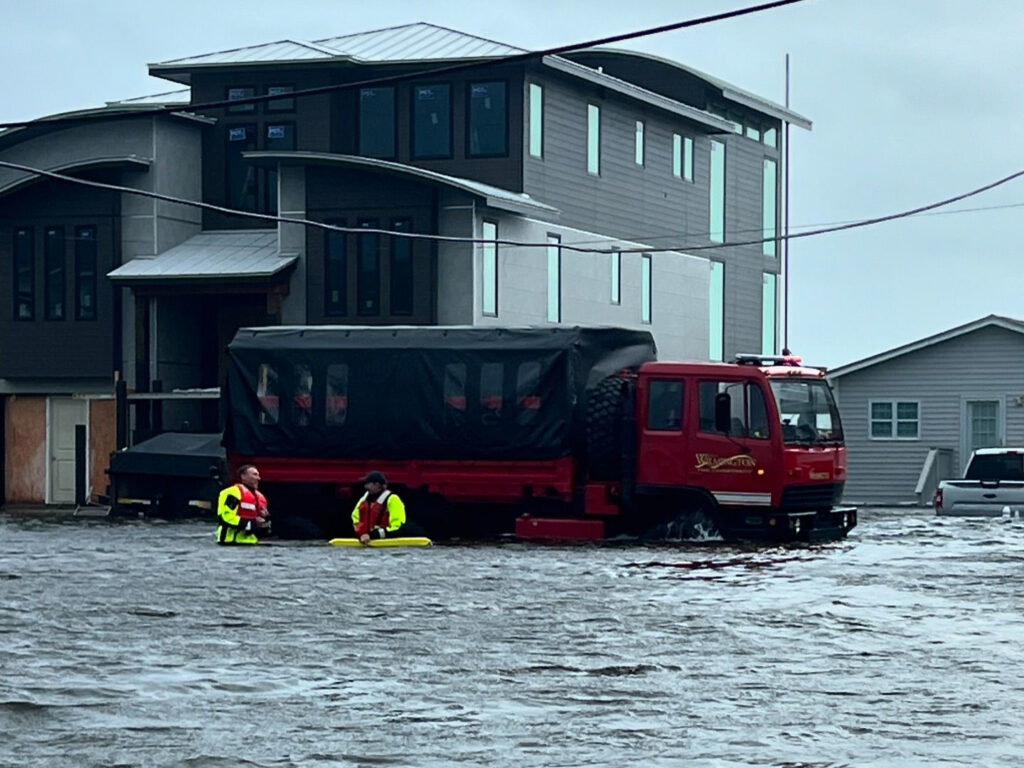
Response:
[714, 392, 732, 434]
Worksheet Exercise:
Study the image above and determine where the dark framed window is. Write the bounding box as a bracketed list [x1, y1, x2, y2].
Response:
[257, 363, 279, 425]
[324, 222, 347, 317]
[412, 84, 451, 159]
[648, 380, 684, 431]
[264, 123, 296, 214]
[357, 219, 380, 316]
[467, 81, 507, 157]
[44, 226, 65, 320]
[227, 86, 256, 113]
[225, 124, 258, 211]
[75, 225, 97, 321]
[13, 227, 33, 321]
[390, 218, 414, 316]
[265, 85, 295, 113]
[358, 87, 396, 159]
[482, 220, 498, 317]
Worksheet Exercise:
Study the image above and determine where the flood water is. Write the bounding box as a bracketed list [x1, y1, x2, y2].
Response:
[1, 508, 1023, 767]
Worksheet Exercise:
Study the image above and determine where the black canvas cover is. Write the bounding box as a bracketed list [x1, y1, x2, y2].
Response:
[109, 432, 226, 478]
[224, 326, 656, 460]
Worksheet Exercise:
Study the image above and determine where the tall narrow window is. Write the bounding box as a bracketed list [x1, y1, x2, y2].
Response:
[359, 87, 396, 159]
[762, 273, 777, 355]
[709, 140, 725, 243]
[762, 158, 778, 256]
[75, 225, 97, 321]
[326, 364, 349, 426]
[293, 364, 312, 427]
[684, 136, 694, 181]
[13, 227, 33, 321]
[547, 234, 561, 323]
[610, 251, 621, 305]
[357, 220, 380, 316]
[468, 81, 507, 157]
[529, 83, 543, 158]
[672, 134, 682, 178]
[264, 123, 295, 214]
[482, 220, 498, 317]
[641, 255, 652, 324]
[412, 84, 451, 159]
[709, 261, 724, 361]
[587, 104, 600, 175]
[324, 226, 347, 317]
[226, 124, 258, 212]
[390, 219, 414, 316]
[44, 226, 65, 320]
[634, 120, 645, 166]
[764, 127, 778, 148]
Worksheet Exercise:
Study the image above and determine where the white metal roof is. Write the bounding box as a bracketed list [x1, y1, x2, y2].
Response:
[108, 230, 296, 282]
[827, 315, 1024, 379]
[105, 89, 192, 107]
[244, 151, 560, 217]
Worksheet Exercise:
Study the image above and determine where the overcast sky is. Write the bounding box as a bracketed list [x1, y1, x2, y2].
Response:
[3, 0, 1022, 368]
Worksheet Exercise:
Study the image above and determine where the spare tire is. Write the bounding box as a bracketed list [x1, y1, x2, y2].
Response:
[586, 376, 629, 480]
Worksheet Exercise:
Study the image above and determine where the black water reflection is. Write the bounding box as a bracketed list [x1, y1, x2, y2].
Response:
[1, 509, 1023, 767]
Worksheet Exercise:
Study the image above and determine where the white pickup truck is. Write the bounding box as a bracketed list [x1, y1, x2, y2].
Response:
[934, 447, 1024, 517]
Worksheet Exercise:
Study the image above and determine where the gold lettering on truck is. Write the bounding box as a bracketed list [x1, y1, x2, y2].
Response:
[695, 453, 758, 473]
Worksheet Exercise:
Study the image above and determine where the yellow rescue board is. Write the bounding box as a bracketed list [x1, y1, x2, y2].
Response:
[328, 537, 433, 548]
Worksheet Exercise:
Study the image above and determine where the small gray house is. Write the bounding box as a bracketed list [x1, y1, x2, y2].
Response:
[827, 315, 1024, 506]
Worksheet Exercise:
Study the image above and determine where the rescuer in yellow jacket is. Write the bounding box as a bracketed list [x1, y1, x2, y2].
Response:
[216, 464, 270, 545]
[351, 471, 412, 544]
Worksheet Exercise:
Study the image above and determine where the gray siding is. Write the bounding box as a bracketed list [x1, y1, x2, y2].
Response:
[522, 71, 780, 359]
[829, 326, 1024, 504]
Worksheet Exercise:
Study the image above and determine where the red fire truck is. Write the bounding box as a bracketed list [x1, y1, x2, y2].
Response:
[224, 326, 855, 542]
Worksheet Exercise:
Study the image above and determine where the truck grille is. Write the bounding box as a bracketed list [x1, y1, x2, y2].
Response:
[780, 483, 844, 511]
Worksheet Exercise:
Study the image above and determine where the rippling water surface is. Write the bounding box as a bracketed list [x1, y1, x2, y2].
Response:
[2, 509, 1023, 767]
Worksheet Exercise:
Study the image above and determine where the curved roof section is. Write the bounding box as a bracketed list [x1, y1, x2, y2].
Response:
[564, 48, 811, 130]
[0, 155, 151, 200]
[243, 151, 559, 217]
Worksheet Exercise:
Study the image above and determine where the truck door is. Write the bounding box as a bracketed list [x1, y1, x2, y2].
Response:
[636, 378, 687, 486]
[688, 378, 775, 509]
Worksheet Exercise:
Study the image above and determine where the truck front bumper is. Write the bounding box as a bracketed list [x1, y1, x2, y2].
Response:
[720, 506, 857, 543]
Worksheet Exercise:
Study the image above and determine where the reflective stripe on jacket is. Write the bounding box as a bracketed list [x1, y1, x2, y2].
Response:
[216, 484, 261, 545]
[351, 490, 406, 538]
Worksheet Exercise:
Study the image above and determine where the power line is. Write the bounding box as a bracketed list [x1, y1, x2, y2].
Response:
[0, 0, 809, 131]
[2, 158, 1022, 256]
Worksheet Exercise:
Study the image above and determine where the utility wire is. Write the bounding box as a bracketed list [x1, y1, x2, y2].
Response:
[0, 0, 809, 130]
[2, 159, 1022, 256]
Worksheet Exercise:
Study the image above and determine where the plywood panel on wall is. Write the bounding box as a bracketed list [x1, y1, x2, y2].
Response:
[5, 396, 46, 503]
[90, 399, 116, 501]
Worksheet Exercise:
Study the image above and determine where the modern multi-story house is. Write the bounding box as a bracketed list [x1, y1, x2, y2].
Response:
[0, 22, 809, 506]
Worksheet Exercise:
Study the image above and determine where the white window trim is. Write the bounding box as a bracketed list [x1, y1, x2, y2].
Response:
[868, 399, 921, 441]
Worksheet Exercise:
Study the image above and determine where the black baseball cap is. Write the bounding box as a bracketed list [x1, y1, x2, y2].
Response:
[362, 471, 387, 484]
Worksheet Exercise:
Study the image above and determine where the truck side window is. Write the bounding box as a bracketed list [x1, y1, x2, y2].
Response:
[648, 380, 683, 431]
[698, 380, 749, 436]
[293, 364, 312, 427]
[480, 362, 504, 426]
[444, 363, 467, 427]
[516, 362, 541, 426]
[326, 364, 348, 426]
[257, 363, 279, 425]
[748, 384, 770, 439]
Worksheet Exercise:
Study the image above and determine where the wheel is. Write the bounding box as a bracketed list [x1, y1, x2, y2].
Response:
[640, 500, 721, 541]
[587, 376, 629, 480]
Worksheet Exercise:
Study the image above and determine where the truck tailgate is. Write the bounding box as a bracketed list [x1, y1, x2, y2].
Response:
[937, 480, 1024, 517]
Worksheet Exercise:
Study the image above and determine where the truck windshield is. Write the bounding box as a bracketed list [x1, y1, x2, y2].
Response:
[769, 378, 844, 445]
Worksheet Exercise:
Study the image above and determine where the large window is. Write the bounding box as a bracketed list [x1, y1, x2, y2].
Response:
[482, 220, 498, 317]
[870, 400, 920, 440]
[265, 85, 295, 113]
[709, 261, 724, 361]
[710, 140, 725, 243]
[762, 273, 777, 355]
[357, 220, 380, 316]
[75, 225, 97, 321]
[264, 123, 295, 214]
[529, 83, 543, 158]
[44, 226, 65, 321]
[699, 380, 770, 439]
[547, 234, 561, 323]
[359, 87, 396, 158]
[412, 84, 451, 159]
[226, 86, 256, 113]
[587, 104, 600, 175]
[648, 380, 684, 431]
[634, 120, 645, 166]
[13, 227, 33, 321]
[390, 219, 414, 316]
[641, 255, 652, 324]
[468, 81, 507, 157]
[610, 251, 621, 305]
[763, 158, 777, 256]
[324, 225, 347, 317]
[226, 124, 258, 212]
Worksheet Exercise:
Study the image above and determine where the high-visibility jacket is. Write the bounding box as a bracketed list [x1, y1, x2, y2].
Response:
[352, 490, 406, 539]
[216, 484, 267, 545]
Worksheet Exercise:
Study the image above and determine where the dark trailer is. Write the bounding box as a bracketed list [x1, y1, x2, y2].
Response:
[224, 326, 657, 538]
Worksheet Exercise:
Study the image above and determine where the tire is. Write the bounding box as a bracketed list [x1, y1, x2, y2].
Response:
[640, 500, 721, 542]
[587, 376, 628, 480]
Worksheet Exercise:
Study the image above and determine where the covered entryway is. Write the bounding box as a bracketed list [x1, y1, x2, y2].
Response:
[48, 397, 87, 503]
